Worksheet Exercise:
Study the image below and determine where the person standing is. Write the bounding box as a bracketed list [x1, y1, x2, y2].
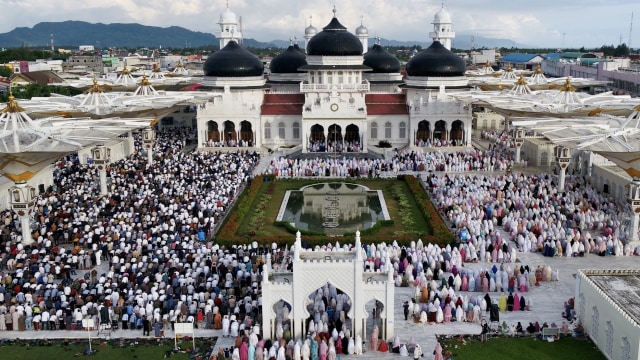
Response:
[481, 319, 489, 342]
[142, 315, 151, 336]
[403, 301, 409, 321]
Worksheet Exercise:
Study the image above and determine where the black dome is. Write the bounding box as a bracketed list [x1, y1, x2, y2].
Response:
[269, 44, 307, 73]
[204, 41, 264, 77]
[306, 17, 363, 56]
[406, 41, 466, 77]
[363, 44, 401, 73]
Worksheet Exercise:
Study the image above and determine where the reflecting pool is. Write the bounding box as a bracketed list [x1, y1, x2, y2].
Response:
[276, 182, 390, 235]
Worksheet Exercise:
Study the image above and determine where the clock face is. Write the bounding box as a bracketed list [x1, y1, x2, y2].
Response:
[330, 103, 339, 112]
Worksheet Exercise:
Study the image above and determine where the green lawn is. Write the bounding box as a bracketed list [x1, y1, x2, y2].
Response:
[238, 178, 432, 239]
[440, 335, 606, 360]
[0, 338, 214, 360]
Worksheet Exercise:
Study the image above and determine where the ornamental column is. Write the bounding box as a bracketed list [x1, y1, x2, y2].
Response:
[92, 144, 111, 196]
[556, 146, 571, 193]
[513, 127, 525, 164]
[627, 178, 640, 244]
[142, 127, 156, 166]
[8, 181, 37, 245]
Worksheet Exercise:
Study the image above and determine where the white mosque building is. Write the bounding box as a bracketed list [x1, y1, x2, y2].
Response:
[196, 5, 472, 155]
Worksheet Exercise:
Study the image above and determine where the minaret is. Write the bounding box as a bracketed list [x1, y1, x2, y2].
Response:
[429, 1, 456, 50]
[355, 15, 369, 52]
[218, 1, 242, 48]
[304, 16, 317, 52]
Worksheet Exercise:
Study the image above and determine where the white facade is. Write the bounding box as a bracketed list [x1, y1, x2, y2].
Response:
[575, 269, 640, 360]
[261, 232, 395, 341]
[195, 6, 471, 154]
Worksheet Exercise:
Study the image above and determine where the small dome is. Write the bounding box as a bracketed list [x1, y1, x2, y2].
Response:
[405, 41, 466, 77]
[305, 24, 318, 36]
[270, 45, 308, 73]
[355, 24, 368, 35]
[204, 41, 264, 77]
[433, 6, 452, 23]
[363, 44, 401, 73]
[220, 7, 237, 23]
[306, 17, 363, 56]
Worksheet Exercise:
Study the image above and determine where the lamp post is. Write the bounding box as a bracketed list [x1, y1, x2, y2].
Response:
[92, 144, 111, 196]
[513, 128, 524, 164]
[555, 145, 571, 193]
[8, 181, 37, 245]
[142, 127, 156, 166]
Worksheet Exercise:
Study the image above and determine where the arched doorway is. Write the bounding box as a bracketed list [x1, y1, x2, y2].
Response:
[328, 124, 343, 152]
[240, 120, 253, 147]
[223, 121, 236, 146]
[305, 282, 352, 339]
[310, 124, 326, 152]
[345, 124, 360, 152]
[450, 120, 465, 145]
[272, 299, 293, 341]
[364, 299, 385, 349]
[434, 120, 447, 143]
[417, 120, 431, 145]
[207, 121, 220, 144]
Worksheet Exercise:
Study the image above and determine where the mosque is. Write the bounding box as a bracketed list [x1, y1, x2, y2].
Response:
[195, 4, 472, 155]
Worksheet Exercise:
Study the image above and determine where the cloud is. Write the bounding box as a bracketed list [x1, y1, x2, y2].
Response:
[0, 0, 637, 48]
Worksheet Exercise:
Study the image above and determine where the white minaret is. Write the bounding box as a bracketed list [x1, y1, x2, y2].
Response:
[355, 15, 369, 52]
[429, 1, 456, 50]
[218, 1, 242, 48]
[304, 16, 317, 52]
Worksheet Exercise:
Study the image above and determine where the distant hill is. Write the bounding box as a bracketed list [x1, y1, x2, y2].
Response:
[0, 21, 523, 50]
[0, 21, 216, 49]
[270, 34, 526, 51]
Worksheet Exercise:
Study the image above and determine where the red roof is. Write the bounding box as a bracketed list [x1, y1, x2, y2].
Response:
[261, 93, 304, 115]
[365, 93, 408, 115]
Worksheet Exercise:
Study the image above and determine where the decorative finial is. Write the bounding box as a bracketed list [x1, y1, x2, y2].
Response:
[289, 37, 294, 46]
[309, 15, 313, 26]
[1, 87, 24, 114]
[332, 5, 337, 18]
[294, 36, 298, 43]
[226, 0, 229, 9]
[376, 36, 381, 45]
[361, 15, 364, 25]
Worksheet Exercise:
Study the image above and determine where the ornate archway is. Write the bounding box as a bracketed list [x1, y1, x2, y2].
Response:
[451, 120, 465, 145]
[434, 120, 447, 141]
[310, 124, 326, 152]
[207, 121, 220, 142]
[417, 120, 431, 144]
[223, 120, 236, 146]
[240, 120, 253, 146]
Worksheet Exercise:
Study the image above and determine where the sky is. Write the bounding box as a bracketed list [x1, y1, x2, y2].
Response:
[0, 0, 638, 49]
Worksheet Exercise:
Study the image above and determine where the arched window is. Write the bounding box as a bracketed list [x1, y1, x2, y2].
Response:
[385, 122, 392, 138]
[293, 122, 300, 139]
[370, 122, 378, 139]
[264, 122, 271, 139]
[399, 122, 406, 139]
[591, 306, 599, 339]
[278, 122, 286, 139]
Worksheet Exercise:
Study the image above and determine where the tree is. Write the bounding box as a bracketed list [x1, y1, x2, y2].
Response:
[0, 65, 12, 77]
[614, 43, 630, 57]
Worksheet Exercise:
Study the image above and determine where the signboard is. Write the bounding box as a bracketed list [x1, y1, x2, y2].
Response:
[173, 322, 195, 350]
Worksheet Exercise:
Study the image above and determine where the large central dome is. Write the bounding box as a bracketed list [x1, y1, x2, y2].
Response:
[405, 41, 466, 77]
[306, 17, 363, 56]
[203, 41, 264, 77]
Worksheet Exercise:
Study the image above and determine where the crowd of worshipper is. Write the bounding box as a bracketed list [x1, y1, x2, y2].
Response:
[307, 139, 362, 153]
[267, 147, 514, 179]
[0, 127, 263, 334]
[427, 170, 640, 257]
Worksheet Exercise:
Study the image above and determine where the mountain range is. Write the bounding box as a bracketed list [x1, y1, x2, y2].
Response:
[0, 21, 524, 50]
